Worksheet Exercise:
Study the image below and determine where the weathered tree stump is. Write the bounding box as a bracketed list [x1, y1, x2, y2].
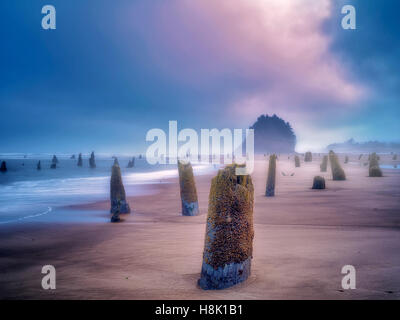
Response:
[178, 161, 199, 216]
[294, 155, 300, 168]
[329, 151, 346, 180]
[312, 176, 326, 189]
[320, 155, 328, 172]
[198, 164, 254, 290]
[110, 160, 131, 214]
[265, 154, 277, 197]
[369, 153, 382, 177]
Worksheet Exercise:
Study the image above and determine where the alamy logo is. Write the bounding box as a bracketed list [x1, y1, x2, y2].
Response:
[146, 121, 254, 175]
[341, 5, 356, 30]
[341, 265, 356, 290]
[41, 265, 56, 290]
[41, 5, 56, 30]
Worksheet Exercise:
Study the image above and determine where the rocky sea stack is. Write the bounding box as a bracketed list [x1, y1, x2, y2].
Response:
[198, 164, 254, 290]
[320, 155, 328, 172]
[89, 152, 96, 168]
[52, 155, 59, 164]
[312, 176, 326, 189]
[344, 155, 349, 164]
[0, 161, 7, 173]
[369, 153, 383, 177]
[110, 160, 131, 214]
[294, 155, 300, 168]
[37, 161, 41, 170]
[178, 161, 199, 216]
[329, 151, 346, 180]
[265, 154, 277, 197]
[304, 152, 312, 162]
[250, 114, 296, 153]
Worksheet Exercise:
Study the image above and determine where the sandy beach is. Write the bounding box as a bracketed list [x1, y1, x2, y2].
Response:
[1, 156, 399, 299]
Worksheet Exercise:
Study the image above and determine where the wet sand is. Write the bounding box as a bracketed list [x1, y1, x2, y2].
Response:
[1, 155, 400, 299]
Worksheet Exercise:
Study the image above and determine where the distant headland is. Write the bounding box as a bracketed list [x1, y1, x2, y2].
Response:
[326, 138, 400, 153]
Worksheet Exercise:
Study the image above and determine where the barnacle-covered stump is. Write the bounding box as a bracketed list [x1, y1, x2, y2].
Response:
[320, 155, 328, 172]
[110, 161, 131, 214]
[312, 176, 326, 189]
[178, 161, 199, 216]
[265, 154, 277, 197]
[198, 164, 254, 290]
[329, 151, 346, 180]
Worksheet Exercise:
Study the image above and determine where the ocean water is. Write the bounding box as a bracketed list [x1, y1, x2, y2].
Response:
[0, 155, 216, 225]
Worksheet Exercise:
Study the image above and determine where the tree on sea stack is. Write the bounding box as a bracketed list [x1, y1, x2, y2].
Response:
[198, 164, 254, 290]
[77, 153, 83, 167]
[312, 176, 326, 189]
[294, 155, 300, 168]
[304, 152, 312, 162]
[250, 114, 296, 154]
[89, 152, 96, 168]
[0, 161, 7, 173]
[329, 151, 346, 180]
[369, 153, 383, 177]
[110, 159, 131, 214]
[178, 161, 199, 216]
[265, 154, 277, 197]
[320, 155, 328, 172]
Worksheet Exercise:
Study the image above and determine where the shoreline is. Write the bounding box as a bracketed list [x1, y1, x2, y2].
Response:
[1, 158, 400, 299]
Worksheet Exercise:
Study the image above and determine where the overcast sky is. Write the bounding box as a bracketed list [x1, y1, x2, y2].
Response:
[1, 0, 399, 153]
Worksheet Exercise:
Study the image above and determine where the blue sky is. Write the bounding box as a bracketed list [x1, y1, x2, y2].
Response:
[0, 0, 399, 153]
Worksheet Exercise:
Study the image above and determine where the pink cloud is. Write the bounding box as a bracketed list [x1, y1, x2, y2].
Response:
[120, 0, 368, 149]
